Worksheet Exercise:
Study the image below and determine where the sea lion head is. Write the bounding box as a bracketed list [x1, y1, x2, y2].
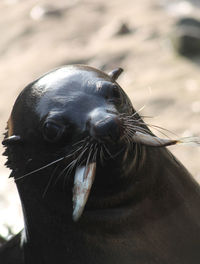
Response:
[3, 65, 177, 222]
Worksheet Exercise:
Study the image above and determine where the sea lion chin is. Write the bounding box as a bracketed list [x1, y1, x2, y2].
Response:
[1, 65, 200, 264]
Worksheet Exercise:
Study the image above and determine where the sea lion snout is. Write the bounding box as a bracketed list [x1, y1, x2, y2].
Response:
[87, 107, 123, 142]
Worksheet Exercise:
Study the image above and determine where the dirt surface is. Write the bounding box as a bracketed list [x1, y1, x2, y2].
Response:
[0, 0, 200, 235]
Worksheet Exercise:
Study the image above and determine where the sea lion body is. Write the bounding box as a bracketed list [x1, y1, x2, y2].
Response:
[1, 65, 200, 264]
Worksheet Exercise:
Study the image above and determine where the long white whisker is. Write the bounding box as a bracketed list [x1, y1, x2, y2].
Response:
[130, 105, 146, 118]
[42, 164, 61, 198]
[15, 157, 65, 181]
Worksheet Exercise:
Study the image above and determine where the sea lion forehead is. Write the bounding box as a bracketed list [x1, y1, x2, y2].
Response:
[33, 65, 113, 117]
[34, 65, 111, 95]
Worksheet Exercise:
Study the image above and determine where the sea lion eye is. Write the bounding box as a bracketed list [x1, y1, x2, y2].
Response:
[112, 85, 121, 99]
[43, 121, 64, 142]
[107, 85, 122, 104]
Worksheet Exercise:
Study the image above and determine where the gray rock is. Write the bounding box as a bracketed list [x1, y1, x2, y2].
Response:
[115, 22, 132, 36]
[171, 17, 200, 56]
[30, 4, 72, 21]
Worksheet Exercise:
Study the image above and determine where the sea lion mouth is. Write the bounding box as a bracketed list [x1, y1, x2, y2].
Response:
[70, 137, 123, 221]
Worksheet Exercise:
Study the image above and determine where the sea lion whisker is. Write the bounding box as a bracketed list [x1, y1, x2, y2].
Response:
[122, 118, 145, 126]
[88, 143, 98, 164]
[72, 137, 90, 147]
[126, 122, 180, 147]
[93, 143, 99, 162]
[93, 143, 98, 160]
[84, 143, 94, 169]
[124, 120, 180, 146]
[61, 141, 92, 186]
[123, 115, 178, 140]
[16, 138, 89, 183]
[124, 126, 137, 137]
[124, 134, 132, 145]
[132, 143, 139, 169]
[62, 159, 80, 189]
[118, 112, 128, 118]
[100, 145, 105, 165]
[130, 120, 178, 138]
[61, 137, 90, 160]
[130, 105, 146, 118]
[15, 157, 65, 181]
[63, 160, 78, 189]
[54, 141, 89, 185]
[145, 125, 172, 139]
[121, 116, 147, 127]
[101, 144, 110, 161]
[64, 142, 88, 159]
[73, 144, 93, 173]
[42, 164, 61, 198]
[124, 123, 151, 136]
[130, 127, 151, 136]
[113, 146, 127, 159]
[123, 134, 129, 144]
[139, 115, 154, 119]
[72, 142, 97, 221]
[131, 131, 178, 147]
[126, 131, 134, 145]
[53, 147, 87, 186]
[124, 125, 149, 145]
[75, 143, 91, 164]
[145, 124, 178, 138]
[60, 158, 82, 186]
[102, 144, 115, 160]
[127, 133, 134, 146]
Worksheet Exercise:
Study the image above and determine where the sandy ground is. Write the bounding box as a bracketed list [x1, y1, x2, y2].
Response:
[0, 0, 200, 236]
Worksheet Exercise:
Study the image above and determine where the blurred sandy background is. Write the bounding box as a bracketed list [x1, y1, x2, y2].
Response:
[0, 0, 200, 237]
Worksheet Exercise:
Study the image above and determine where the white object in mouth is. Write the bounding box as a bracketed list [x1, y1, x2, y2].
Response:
[73, 162, 96, 221]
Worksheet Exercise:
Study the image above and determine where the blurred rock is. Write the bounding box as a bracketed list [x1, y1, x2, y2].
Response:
[115, 22, 132, 36]
[98, 21, 134, 40]
[186, 0, 200, 8]
[177, 17, 200, 28]
[30, 4, 68, 21]
[171, 17, 200, 56]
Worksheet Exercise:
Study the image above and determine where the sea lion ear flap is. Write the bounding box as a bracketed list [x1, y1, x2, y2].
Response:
[108, 68, 123, 81]
[2, 135, 22, 145]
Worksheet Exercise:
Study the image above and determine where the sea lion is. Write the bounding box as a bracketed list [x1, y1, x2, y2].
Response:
[1, 65, 200, 264]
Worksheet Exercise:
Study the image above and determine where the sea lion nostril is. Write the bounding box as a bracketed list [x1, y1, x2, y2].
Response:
[89, 116, 122, 142]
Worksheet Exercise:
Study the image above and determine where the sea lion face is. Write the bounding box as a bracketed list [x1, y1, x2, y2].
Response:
[9, 65, 133, 145]
[4, 65, 135, 220]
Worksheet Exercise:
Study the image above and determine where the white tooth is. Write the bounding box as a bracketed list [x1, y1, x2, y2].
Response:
[73, 162, 96, 221]
[132, 131, 178, 147]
